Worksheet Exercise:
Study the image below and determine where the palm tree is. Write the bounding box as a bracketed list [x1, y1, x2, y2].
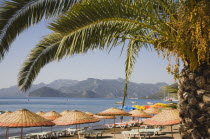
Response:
[0, 0, 209, 138]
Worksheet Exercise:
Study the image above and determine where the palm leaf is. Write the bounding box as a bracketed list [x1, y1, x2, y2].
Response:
[122, 40, 141, 108]
[18, 33, 62, 91]
[18, 0, 176, 95]
[0, 0, 79, 61]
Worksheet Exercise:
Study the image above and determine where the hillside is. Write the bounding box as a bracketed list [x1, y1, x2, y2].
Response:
[29, 87, 65, 97]
[0, 78, 168, 98]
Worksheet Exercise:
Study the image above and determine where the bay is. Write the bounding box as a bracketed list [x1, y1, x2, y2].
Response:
[0, 97, 166, 138]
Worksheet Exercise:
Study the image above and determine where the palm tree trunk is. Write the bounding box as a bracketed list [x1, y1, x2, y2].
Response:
[178, 63, 210, 138]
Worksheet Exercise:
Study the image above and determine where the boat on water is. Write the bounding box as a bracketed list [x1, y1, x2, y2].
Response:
[162, 97, 178, 102]
[115, 102, 123, 104]
[131, 101, 137, 103]
[147, 102, 153, 105]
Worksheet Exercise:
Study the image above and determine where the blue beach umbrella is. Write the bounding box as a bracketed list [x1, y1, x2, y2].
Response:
[117, 106, 136, 110]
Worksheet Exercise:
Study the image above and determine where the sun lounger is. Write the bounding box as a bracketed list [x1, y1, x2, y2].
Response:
[131, 128, 162, 136]
[9, 136, 34, 139]
[122, 131, 145, 139]
[78, 130, 104, 138]
[66, 128, 78, 135]
[52, 130, 66, 137]
[124, 120, 141, 127]
[26, 131, 50, 139]
[106, 123, 128, 129]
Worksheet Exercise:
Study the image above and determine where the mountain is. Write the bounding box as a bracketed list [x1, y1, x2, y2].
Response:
[29, 87, 65, 97]
[0, 78, 168, 98]
[0, 79, 78, 97]
[0, 83, 46, 97]
[47, 79, 78, 89]
[54, 78, 167, 98]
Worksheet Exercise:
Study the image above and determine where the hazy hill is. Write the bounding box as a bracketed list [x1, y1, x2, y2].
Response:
[0, 79, 77, 97]
[29, 87, 65, 97]
[0, 78, 167, 98]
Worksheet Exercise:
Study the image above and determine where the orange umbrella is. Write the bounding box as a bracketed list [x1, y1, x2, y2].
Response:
[53, 110, 99, 139]
[36, 111, 45, 116]
[54, 110, 99, 125]
[144, 109, 180, 138]
[129, 109, 152, 137]
[97, 108, 131, 139]
[93, 115, 116, 128]
[144, 107, 161, 115]
[0, 109, 54, 139]
[60, 110, 71, 116]
[0, 111, 12, 138]
[42, 111, 61, 138]
[97, 107, 131, 116]
[85, 112, 94, 116]
[42, 111, 62, 120]
[129, 109, 152, 118]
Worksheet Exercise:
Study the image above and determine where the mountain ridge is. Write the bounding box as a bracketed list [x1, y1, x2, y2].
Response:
[0, 78, 168, 98]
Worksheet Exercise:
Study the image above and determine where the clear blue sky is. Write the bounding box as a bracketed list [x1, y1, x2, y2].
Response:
[0, 20, 176, 89]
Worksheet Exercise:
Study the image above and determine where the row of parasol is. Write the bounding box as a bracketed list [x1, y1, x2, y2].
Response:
[0, 107, 180, 139]
[132, 103, 175, 110]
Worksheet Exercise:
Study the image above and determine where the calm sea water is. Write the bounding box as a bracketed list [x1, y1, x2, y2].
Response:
[0, 97, 166, 138]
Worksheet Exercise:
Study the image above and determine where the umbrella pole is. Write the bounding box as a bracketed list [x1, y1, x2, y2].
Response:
[114, 118, 116, 139]
[104, 119, 105, 130]
[50, 126, 52, 139]
[76, 124, 78, 139]
[171, 125, 173, 139]
[5, 127, 8, 139]
[20, 128, 23, 139]
[138, 118, 140, 139]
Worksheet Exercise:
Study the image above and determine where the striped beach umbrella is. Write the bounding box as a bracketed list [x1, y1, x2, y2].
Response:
[144, 107, 161, 115]
[0, 111, 12, 138]
[60, 110, 71, 116]
[0, 109, 54, 139]
[93, 115, 116, 128]
[129, 109, 152, 134]
[144, 109, 180, 138]
[97, 108, 131, 139]
[42, 111, 62, 120]
[36, 111, 45, 116]
[85, 112, 94, 116]
[53, 110, 99, 139]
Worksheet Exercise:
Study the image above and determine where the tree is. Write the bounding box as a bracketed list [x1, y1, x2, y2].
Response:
[161, 83, 178, 97]
[0, 0, 209, 138]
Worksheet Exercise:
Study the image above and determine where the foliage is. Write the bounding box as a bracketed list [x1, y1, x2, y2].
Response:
[161, 83, 178, 94]
[0, 0, 209, 107]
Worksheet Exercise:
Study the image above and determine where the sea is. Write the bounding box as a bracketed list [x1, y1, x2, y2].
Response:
[0, 97, 168, 138]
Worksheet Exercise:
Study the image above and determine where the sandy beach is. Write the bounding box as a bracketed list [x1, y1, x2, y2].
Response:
[59, 125, 181, 139]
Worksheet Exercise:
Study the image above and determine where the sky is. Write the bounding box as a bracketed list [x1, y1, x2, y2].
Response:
[0, 20, 176, 89]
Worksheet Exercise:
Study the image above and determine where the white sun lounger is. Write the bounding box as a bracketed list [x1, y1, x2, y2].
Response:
[78, 130, 104, 138]
[122, 131, 145, 139]
[131, 128, 162, 136]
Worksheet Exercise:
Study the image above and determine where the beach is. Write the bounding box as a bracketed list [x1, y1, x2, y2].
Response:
[59, 125, 181, 139]
[0, 97, 180, 138]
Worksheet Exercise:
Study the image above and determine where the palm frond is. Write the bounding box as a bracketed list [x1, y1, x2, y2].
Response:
[18, 0, 177, 91]
[18, 33, 62, 91]
[0, 0, 79, 61]
[122, 40, 141, 107]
